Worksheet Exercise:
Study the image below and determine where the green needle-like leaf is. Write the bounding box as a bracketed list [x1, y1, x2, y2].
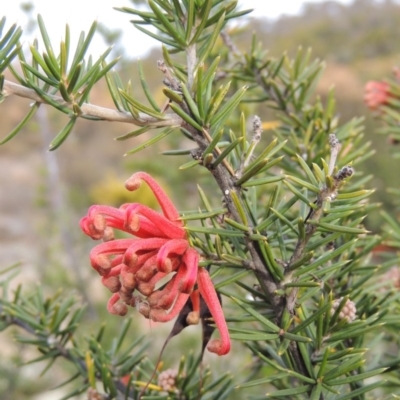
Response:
[293, 240, 354, 276]
[197, 12, 226, 66]
[203, 128, 224, 157]
[149, 0, 187, 47]
[169, 102, 202, 130]
[205, 81, 231, 124]
[337, 189, 374, 200]
[224, 217, 250, 232]
[266, 385, 312, 397]
[285, 174, 320, 193]
[310, 220, 369, 234]
[21, 61, 57, 86]
[203, 54, 220, 86]
[137, 61, 161, 112]
[335, 381, 386, 400]
[37, 15, 59, 70]
[29, 45, 54, 79]
[59, 81, 72, 102]
[230, 331, 279, 341]
[49, 117, 77, 150]
[312, 162, 325, 183]
[236, 373, 289, 389]
[189, 0, 213, 44]
[74, 47, 113, 91]
[29, 83, 72, 114]
[119, 89, 166, 119]
[42, 52, 60, 81]
[269, 207, 298, 234]
[125, 127, 173, 155]
[134, 22, 180, 48]
[185, 226, 244, 237]
[214, 270, 250, 289]
[291, 303, 331, 334]
[242, 176, 283, 187]
[115, 126, 151, 141]
[0, 21, 20, 50]
[69, 20, 98, 76]
[184, 0, 194, 42]
[210, 86, 247, 130]
[296, 153, 319, 186]
[163, 87, 184, 103]
[230, 296, 281, 333]
[66, 62, 82, 94]
[283, 180, 318, 209]
[60, 41, 67, 78]
[235, 158, 268, 186]
[179, 159, 201, 170]
[325, 368, 387, 386]
[181, 82, 202, 123]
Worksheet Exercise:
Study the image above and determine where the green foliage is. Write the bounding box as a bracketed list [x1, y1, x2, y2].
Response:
[0, 265, 233, 399]
[0, 17, 22, 76]
[1, 1, 400, 399]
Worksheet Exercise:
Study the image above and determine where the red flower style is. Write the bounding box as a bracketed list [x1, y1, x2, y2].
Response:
[80, 172, 230, 356]
[364, 80, 390, 110]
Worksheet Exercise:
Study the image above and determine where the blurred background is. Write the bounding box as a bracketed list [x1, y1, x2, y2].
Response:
[1, 0, 399, 398]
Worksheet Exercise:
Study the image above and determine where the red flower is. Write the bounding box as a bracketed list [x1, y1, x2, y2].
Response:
[80, 172, 230, 355]
[364, 80, 390, 110]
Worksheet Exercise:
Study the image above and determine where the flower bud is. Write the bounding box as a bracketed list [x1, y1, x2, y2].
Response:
[364, 81, 390, 110]
[157, 368, 178, 392]
[331, 297, 356, 322]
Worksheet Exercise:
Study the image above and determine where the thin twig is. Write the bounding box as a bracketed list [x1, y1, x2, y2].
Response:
[157, 59, 180, 91]
[220, 30, 244, 62]
[285, 135, 348, 313]
[2, 79, 182, 127]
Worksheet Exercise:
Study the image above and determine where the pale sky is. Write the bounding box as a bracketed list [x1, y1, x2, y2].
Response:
[3, 0, 354, 58]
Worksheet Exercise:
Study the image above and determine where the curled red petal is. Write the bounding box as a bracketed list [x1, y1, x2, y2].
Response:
[107, 293, 128, 316]
[125, 204, 185, 240]
[197, 268, 231, 356]
[135, 254, 158, 282]
[121, 204, 168, 238]
[119, 286, 137, 306]
[88, 205, 125, 223]
[90, 239, 136, 274]
[157, 239, 189, 272]
[120, 264, 137, 291]
[180, 248, 200, 293]
[125, 172, 181, 223]
[137, 271, 167, 296]
[149, 292, 190, 323]
[187, 290, 200, 325]
[86, 206, 126, 237]
[123, 238, 168, 268]
[80, 216, 104, 240]
[147, 271, 181, 309]
[124, 250, 157, 272]
[101, 263, 123, 292]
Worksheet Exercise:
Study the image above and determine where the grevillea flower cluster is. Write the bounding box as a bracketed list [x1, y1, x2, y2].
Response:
[80, 172, 230, 355]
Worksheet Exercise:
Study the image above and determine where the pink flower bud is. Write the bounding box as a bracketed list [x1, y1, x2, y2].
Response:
[364, 81, 390, 110]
